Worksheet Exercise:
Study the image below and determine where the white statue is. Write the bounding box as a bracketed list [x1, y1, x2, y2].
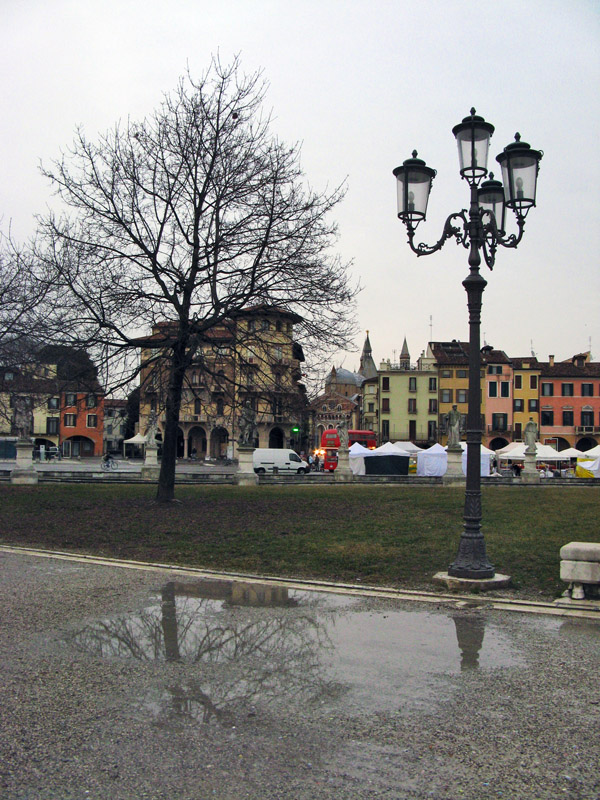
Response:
[447, 405, 461, 449]
[337, 421, 348, 449]
[524, 418, 537, 454]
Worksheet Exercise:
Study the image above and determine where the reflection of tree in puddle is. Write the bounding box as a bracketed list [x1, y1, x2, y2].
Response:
[452, 613, 485, 670]
[67, 579, 347, 725]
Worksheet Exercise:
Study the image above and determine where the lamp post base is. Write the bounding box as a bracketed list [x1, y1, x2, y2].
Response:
[433, 571, 512, 592]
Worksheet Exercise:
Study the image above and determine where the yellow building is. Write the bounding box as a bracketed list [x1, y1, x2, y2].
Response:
[431, 341, 485, 446]
[510, 357, 541, 442]
[137, 306, 307, 459]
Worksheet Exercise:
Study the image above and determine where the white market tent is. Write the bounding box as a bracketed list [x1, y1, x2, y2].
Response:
[582, 444, 600, 458]
[392, 441, 423, 453]
[497, 442, 565, 461]
[349, 442, 371, 457]
[123, 433, 147, 445]
[557, 447, 587, 459]
[349, 441, 410, 475]
[369, 441, 411, 457]
[416, 443, 447, 476]
[123, 433, 148, 458]
[495, 441, 522, 456]
[455, 441, 493, 477]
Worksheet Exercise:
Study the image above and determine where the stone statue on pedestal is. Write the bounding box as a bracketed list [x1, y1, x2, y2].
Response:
[238, 401, 256, 446]
[447, 405, 462, 450]
[146, 410, 159, 444]
[524, 417, 538, 454]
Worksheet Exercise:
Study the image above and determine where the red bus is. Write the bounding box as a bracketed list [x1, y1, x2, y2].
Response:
[319, 428, 377, 471]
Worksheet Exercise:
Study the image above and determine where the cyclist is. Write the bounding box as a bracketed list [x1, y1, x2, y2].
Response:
[102, 452, 117, 470]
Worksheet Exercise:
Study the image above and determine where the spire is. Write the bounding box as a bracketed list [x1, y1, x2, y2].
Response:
[359, 330, 378, 380]
[400, 337, 410, 369]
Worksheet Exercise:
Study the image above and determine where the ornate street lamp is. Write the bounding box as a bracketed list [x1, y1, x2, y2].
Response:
[393, 109, 542, 579]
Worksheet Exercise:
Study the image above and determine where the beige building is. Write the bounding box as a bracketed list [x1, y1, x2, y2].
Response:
[137, 306, 307, 459]
[377, 340, 439, 446]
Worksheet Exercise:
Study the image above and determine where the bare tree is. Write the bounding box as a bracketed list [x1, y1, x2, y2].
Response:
[37, 57, 357, 502]
[0, 232, 62, 431]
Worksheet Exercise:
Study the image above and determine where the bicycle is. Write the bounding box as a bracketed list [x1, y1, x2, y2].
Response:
[101, 458, 119, 471]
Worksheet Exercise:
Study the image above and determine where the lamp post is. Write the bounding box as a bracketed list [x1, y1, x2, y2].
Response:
[393, 109, 542, 579]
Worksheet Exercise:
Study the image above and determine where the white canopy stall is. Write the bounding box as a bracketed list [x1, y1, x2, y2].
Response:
[416, 443, 447, 476]
[581, 444, 600, 459]
[123, 433, 147, 459]
[349, 441, 410, 475]
[392, 441, 423, 454]
[497, 442, 565, 461]
[456, 441, 494, 477]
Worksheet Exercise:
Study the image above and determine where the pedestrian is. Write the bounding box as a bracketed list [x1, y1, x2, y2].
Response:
[314, 452, 320, 472]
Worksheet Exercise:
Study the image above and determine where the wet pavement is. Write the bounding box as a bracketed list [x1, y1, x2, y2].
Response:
[0, 549, 599, 799]
[0, 457, 235, 474]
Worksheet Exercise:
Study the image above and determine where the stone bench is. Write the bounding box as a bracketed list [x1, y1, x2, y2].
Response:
[560, 542, 600, 601]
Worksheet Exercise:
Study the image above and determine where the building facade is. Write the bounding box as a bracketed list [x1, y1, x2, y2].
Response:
[0, 346, 104, 457]
[537, 353, 600, 450]
[511, 357, 541, 444]
[377, 341, 438, 446]
[137, 306, 307, 459]
[482, 347, 514, 449]
[104, 399, 128, 454]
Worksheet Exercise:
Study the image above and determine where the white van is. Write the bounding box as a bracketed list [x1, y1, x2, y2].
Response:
[253, 448, 309, 475]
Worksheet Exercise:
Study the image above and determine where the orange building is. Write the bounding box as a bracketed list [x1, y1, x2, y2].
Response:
[60, 389, 104, 457]
[537, 353, 600, 450]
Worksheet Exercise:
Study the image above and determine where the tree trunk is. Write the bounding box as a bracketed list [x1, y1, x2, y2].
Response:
[156, 348, 187, 503]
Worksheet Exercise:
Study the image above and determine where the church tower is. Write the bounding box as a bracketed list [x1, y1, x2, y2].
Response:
[400, 337, 410, 370]
[359, 331, 378, 380]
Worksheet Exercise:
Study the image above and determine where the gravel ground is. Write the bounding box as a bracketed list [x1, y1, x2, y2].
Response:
[0, 549, 598, 800]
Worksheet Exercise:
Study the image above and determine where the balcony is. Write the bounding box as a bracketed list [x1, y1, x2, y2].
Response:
[181, 414, 208, 424]
[575, 426, 600, 435]
[487, 424, 512, 434]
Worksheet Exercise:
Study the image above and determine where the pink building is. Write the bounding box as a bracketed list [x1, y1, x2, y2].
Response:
[482, 348, 514, 449]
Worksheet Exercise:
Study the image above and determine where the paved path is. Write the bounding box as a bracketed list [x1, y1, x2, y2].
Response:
[0, 457, 236, 474]
[1, 549, 598, 799]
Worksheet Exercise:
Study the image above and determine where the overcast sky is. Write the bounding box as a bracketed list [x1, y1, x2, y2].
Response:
[1, 0, 598, 370]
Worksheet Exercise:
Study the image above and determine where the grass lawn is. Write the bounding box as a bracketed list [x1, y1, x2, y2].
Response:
[0, 483, 597, 599]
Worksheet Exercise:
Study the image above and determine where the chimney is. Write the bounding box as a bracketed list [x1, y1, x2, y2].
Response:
[549, 355, 555, 367]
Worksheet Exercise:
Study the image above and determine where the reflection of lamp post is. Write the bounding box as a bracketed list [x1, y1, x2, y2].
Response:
[453, 614, 485, 670]
[393, 110, 542, 580]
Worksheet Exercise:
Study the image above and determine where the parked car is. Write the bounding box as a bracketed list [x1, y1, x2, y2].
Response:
[253, 449, 309, 475]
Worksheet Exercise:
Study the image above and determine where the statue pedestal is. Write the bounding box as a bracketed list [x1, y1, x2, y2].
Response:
[11, 440, 38, 485]
[444, 447, 464, 480]
[521, 451, 540, 484]
[335, 448, 353, 482]
[140, 442, 160, 480]
[237, 445, 258, 485]
[144, 443, 158, 466]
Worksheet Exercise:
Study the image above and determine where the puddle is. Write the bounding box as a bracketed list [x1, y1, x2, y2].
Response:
[64, 577, 525, 723]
